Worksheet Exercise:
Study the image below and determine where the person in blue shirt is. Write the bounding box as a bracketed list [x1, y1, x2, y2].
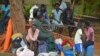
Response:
[0, 0, 10, 34]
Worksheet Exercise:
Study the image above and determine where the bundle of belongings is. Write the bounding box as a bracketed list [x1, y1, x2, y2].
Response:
[55, 38, 74, 56]
[11, 33, 34, 56]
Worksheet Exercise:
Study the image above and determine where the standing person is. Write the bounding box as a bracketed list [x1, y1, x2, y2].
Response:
[57, 0, 67, 11]
[0, 0, 10, 34]
[84, 21, 94, 49]
[74, 22, 83, 56]
[63, 6, 74, 37]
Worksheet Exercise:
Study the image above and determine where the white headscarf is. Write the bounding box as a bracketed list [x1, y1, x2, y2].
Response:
[29, 5, 39, 21]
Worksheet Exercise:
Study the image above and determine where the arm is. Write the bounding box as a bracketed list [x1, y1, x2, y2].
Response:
[90, 32, 94, 41]
[32, 29, 40, 41]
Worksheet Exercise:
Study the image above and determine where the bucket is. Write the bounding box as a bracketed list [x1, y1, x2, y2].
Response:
[64, 49, 74, 56]
[86, 45, 94, 56]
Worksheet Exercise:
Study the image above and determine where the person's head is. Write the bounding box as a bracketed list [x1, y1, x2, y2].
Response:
[40, 4, 47, 13]
[77, 22, 82, 29]
[85, 21, 92, 28]
[55, 3, 60, 10]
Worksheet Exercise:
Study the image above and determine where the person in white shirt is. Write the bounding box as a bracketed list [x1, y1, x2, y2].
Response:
[51, 3, 63, 26]
[74, 22, 83, 56]
[58, 0, 67, 11]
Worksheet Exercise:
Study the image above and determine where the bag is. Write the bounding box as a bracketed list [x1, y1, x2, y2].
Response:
[16, 46, 34, 56]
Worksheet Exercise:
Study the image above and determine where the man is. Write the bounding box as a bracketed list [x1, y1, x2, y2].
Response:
[52, 3, 63, 26]
[51, 3, 63, 34]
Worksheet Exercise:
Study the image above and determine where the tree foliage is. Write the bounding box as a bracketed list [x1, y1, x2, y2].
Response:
[74, 0, 100, 17]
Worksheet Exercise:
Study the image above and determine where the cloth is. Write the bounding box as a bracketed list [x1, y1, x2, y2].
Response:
[29, 5, 39, 20]
[74, 29, 83, 44]
[11, 33, 23, 40]
[85, 27, 94, 41]
[1, 4, 10, 16]
[38, 41, 47, 53]
[55, 38, 63, 45]
[38, 53, 49, 56]
[38, 52, 58, 56]
[59, 1, 67, 11]
[52, 9, 63, 26]
[75, 43, 83, 53]
[16, 46, 34, 56]
[0, 16, 9, 34]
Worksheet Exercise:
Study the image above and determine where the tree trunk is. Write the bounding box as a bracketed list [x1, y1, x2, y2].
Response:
[9, 0, 25, 35]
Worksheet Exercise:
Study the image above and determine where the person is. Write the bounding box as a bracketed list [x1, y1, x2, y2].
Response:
[51, 3, 63, 26]
[57, 0, 67, 11]
[26, 20, 40, 56]
[84, 21, 94, 49]
[39, 4, 51, 30]
[63, 6, 74, 37]
[74, 22, 83, 56]
[29, 8, 56, 53]
[0, 0, 10, 34]
[51, 3, 63, 33]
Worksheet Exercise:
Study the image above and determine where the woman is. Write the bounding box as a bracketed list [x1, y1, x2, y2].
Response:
[26, 20, 40, 56]
[84, 21, 94, 49]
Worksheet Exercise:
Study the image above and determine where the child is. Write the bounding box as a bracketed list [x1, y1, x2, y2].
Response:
[74, 22, 83, 56]
[84, 21, 94, 49]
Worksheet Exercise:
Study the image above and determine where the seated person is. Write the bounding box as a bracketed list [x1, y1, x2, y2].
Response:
[26, 20, 39, 56]
[39, 4, 51, 30]
[51, 3, 64, 34]
[51, 3, 63, 26]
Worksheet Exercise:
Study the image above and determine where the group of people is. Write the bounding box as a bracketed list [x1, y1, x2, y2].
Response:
[74, 20, 94, 56]
[0, 0, 94, 56]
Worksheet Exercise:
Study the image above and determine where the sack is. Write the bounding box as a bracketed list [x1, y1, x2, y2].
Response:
[16, 46, 34, 56]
